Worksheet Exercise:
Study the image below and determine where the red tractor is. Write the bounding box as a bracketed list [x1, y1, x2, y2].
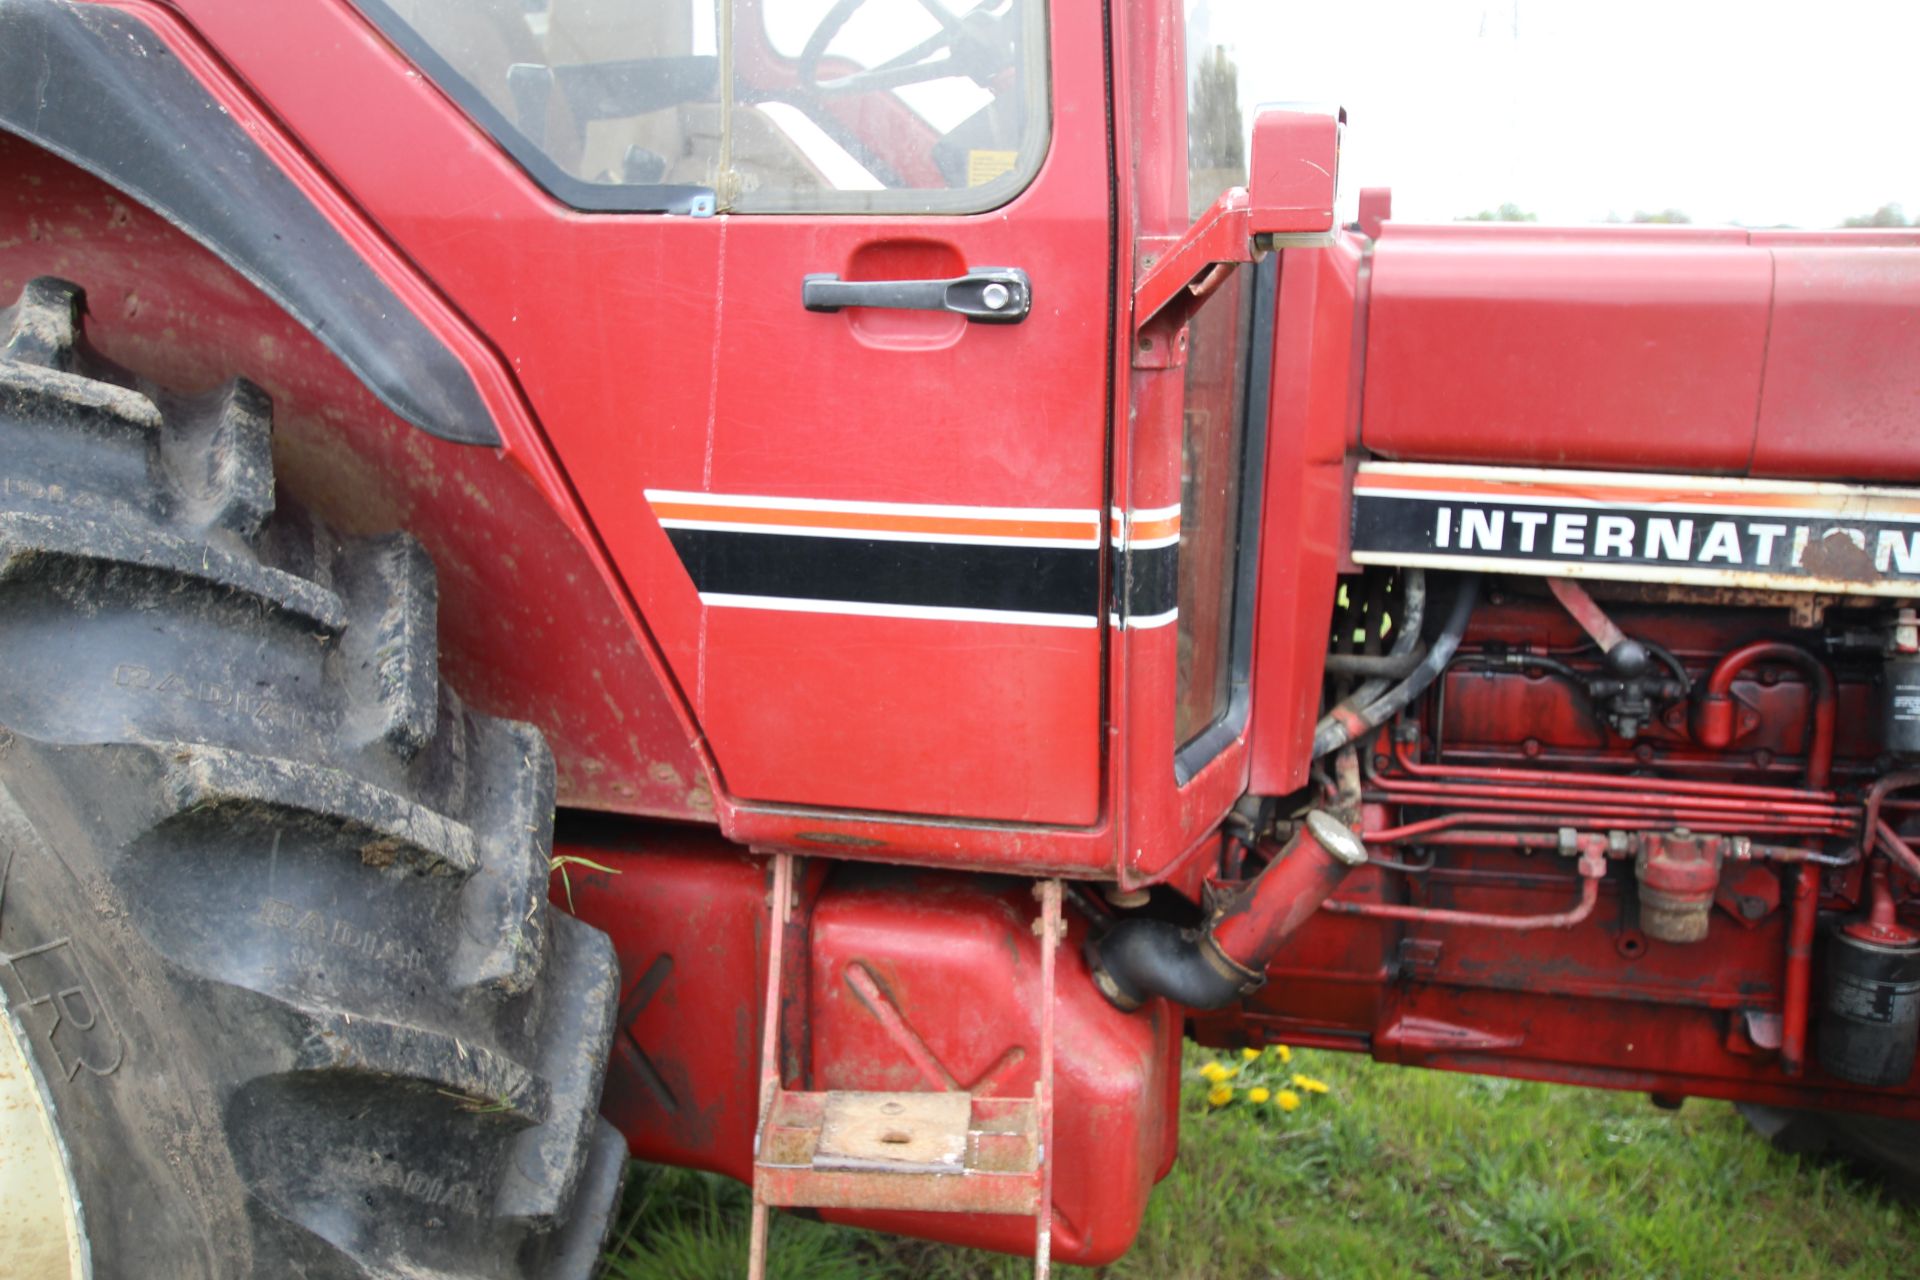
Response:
[1, 0, 1917, 1275]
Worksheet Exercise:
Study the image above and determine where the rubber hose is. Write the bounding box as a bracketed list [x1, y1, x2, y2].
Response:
[1312, 573, 1480, 758]
[1316, 568, 1427, 742]
[1087, 918, 1248, 1011]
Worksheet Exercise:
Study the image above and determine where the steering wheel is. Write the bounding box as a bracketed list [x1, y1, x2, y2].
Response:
[796, 0, 1012, 97]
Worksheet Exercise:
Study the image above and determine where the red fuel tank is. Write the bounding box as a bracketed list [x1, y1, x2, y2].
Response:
[556, 824, 1181, 1266]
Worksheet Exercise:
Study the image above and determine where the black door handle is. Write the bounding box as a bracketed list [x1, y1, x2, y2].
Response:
[802, 267, 1031, 323]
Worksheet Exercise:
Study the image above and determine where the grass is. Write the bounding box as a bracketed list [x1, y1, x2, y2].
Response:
[598, 1045, 1919, 1279]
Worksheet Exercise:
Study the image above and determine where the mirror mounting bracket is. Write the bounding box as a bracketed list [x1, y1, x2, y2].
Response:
[1130, 105, 1343, 370]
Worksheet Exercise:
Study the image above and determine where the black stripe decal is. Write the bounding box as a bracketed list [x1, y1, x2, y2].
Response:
[664, 528, 1100, 618]
[1118, 542, 1179, 621]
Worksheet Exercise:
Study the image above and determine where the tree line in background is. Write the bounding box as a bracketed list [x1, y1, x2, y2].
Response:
[1841, 203, 1914, 227]
[1459, 201, 1913, 227]
[1182, 42, 1913, 232]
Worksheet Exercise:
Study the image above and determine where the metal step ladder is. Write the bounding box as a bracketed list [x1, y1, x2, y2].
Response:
[745, 852, 1062, 1279]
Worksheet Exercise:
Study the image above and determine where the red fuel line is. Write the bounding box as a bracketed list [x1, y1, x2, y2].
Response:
[1324, 851, 1607, 931]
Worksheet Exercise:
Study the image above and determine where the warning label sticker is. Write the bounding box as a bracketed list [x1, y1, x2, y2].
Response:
[966, 149, 1019, 187]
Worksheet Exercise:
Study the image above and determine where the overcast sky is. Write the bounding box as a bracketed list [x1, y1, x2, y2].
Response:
[1190, 0, 1920, 228]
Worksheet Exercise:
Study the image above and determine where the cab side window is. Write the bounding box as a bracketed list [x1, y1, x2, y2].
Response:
[356, 0, 1049, 213]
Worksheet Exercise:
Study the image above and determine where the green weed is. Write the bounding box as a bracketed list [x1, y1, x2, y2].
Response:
[599, 1046, 1919, 1279]
[549, 853, 620, 913]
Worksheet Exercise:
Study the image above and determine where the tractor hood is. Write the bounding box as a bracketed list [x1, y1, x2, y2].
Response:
[1360, 222, 1920, 482]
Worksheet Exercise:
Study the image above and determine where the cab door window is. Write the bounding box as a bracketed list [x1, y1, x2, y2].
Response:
[355, 0, 1049, 213]
[1174, 31, 1255, 749]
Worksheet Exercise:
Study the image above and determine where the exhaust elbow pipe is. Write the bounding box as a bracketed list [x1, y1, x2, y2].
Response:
[1090, 810, 1369, 1011]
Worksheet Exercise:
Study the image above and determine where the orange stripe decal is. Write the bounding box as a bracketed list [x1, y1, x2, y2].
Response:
[648, 501, 1098, 542]
[1129, 513, 1182, 542]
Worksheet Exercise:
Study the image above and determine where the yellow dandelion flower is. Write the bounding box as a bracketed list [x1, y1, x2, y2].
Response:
[1207, 1084, 1234, 1108]
[1248, 1086, 1271, 1104]
[1273, 1044, 1293, 1064]
[1241, 1047, 1262, 1061]
[1291, 1073, 1330, 1095]
[1276, 1089, 1301, 1112]
[1199, 1061, 1227, 1082]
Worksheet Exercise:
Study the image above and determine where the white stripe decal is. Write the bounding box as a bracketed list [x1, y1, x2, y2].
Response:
[1128, 503, 1184, 522]
[654, 518, 1096, 550]
[646, 488, 1101, 524]
[698, 593, 1100, 628]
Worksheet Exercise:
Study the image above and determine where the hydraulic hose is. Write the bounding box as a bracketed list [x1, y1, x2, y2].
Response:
[1322, 643, 1428, 678]
[1316, 569, 1427, 738]
[1313, 573, 1481, 759]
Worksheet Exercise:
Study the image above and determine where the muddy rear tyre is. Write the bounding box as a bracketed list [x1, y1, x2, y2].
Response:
[0, 277, 624, 1277]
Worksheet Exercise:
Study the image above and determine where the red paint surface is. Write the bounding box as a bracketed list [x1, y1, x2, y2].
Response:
[1363, 224, 1773, 472]
[1363, 221, 1920, 478]
[20, 0, 1278, 880]
[0, 133, 705, 819]
[1247, 238, 1362, 794]
[20, 5, 1920, 1255]
[1211, 821, 1364, 969]
[1696, 642, 1835, 788]
[1245, 107, 1342, 237]
[159, 0, 1114, 828]
[1107, 0, 1260, 889]
[559, 825, 1179, 1266]
[1752, 245, 1920, 480]
[1781, 864, 1820, 1077]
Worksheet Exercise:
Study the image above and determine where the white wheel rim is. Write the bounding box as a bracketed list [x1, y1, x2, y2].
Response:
[0, 994, 86, 1279]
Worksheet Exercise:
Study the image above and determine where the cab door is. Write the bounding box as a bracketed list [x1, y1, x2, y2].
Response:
[247, 0, 1112, 828]
[651, 0, 1114, 824]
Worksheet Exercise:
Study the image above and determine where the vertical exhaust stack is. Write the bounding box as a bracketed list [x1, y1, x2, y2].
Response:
[1091, 811, 1369, 1011]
